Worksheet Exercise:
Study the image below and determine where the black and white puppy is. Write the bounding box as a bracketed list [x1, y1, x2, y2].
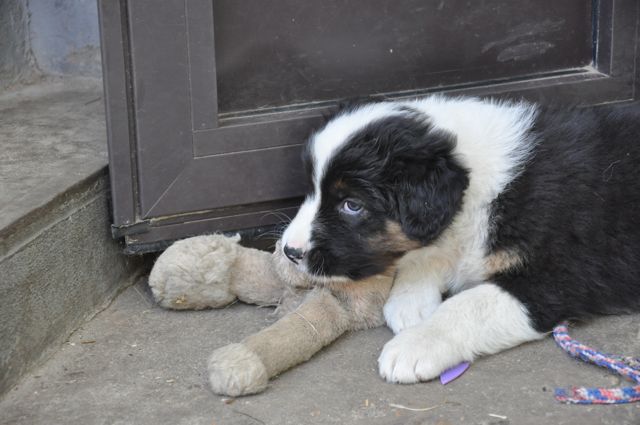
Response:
[281, 96, 640, 384]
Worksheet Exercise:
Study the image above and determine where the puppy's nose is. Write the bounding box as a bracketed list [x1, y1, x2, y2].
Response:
[283, 244, 305, 264]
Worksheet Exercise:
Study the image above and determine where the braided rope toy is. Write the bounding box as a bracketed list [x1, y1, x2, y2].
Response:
[552, 322, 640, 404]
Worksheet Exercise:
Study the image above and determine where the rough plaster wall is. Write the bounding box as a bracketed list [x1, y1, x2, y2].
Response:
[0, 0, 101, 86]
[0, 0, 40, 86]
[29, 0, 102, 78]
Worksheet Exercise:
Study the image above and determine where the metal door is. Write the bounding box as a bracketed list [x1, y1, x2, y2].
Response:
[99, 0, 639, 253]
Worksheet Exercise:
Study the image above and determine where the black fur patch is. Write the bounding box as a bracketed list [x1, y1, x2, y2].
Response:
[489, 103, 640, 331]
[305, 113, 469, 279]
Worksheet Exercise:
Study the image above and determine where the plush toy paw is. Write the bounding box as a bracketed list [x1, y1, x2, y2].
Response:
[208, 343, 269, 396]
[148, 234, 241, 310]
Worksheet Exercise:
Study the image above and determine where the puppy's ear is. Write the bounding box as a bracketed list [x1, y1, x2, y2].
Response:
[391, 130, 469, 244]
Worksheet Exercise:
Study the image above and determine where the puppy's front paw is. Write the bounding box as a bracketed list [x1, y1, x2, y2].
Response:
[383, 291, 439, 334]
[378, 326, 464, 384]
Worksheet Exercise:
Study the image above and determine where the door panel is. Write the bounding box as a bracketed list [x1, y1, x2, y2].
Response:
[214, 0, 592, 113]
[127, 0, 193, 215]
[99, 0, 639, 252]
[145, 146, 307, 217]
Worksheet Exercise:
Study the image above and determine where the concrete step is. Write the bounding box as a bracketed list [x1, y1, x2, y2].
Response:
[0, 77, 148, 397]
[1, 281, 638, 425]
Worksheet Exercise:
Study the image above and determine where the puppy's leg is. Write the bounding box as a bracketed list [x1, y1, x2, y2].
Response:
[379, 283, 544, 383]
[384, 249, 448, 334]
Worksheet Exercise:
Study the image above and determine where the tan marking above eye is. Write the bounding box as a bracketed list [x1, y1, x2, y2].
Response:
[333, 179, 348, 190]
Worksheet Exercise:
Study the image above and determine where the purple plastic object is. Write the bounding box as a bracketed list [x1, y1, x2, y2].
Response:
[440, 362, 470, 385]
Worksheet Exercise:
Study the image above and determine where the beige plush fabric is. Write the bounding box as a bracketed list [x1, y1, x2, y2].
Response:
[148, 235, 241, 309]
[207, 277, 393, 396]
[228, 243, 287, 306]
[243, 289, 351, 377]
[207, 343, 269, 397]
[149, 234, 394, 396]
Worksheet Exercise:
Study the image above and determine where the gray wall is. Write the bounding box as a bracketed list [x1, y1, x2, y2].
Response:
[30, 0, 101, 77]
[0, 0, 101, 87]
[0, 0, 37, 85]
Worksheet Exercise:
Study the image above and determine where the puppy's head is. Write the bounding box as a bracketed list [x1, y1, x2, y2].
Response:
[282, 103, 469, 281]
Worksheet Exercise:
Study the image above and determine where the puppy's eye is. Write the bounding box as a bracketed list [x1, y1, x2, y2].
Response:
[341, 199, 364, 215]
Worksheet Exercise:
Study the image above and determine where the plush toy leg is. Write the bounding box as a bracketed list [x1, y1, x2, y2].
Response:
[228, 244, 292, 307]
[208, 289, 351, 396]
[328, 272, 395, 330]
[149, 234, 287, 310]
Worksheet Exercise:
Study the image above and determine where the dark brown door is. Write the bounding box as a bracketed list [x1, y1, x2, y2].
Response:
[99, 0, 639, 253]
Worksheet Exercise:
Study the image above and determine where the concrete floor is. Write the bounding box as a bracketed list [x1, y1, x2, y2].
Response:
[0, 77, 106, 231]
[1, 280, 638, 425]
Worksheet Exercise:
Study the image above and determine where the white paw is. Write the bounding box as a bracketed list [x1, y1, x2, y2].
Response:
[383, 291, 440, 334]
[378, 326, 464, 384]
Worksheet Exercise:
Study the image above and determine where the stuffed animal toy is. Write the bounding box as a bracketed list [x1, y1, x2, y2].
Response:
[148, 234, 395, 397]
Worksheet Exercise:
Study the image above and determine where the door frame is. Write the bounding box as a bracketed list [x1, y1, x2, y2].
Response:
[99, 0, 639, 253]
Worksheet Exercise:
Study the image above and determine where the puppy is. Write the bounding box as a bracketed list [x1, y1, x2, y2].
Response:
[281, 96, 640, 383]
